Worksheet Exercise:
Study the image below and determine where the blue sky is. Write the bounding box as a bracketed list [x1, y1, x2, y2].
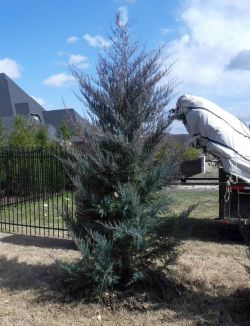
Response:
[1, 0, 250, 133]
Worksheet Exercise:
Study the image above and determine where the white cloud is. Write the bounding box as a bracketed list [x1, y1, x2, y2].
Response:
[31, 96, 46, 106]
[43, 73, 75, 87]
[165, 0, 250, 101]
[162, 0, 250, 133]
[0, 58, 22, 79]
[56, 53, 89, 69]
[118, 6, 128, 26]
[67, 36, 78, 44]
[69, 54, 86, 65]
[68, 54, 89, 69]
[83, 33, 111, 48]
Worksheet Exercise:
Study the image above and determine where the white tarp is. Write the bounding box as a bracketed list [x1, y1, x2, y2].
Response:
[175, 95, 250, 183]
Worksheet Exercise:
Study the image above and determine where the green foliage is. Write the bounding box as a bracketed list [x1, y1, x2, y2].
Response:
[61, 15, 187, 298]
[0, 147, 71, 197]
[35, 125, 50, 147]
[156, 143, 201, 163]
[57, 120, 72, 142]
[182, 146, 201, 161]
[8, 116, 36, 148]
[7, 116, 54, 148]
[1, 118, 67, 196]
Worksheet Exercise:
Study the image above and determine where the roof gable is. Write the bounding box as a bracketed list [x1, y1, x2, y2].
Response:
[0, 73, 13, 117]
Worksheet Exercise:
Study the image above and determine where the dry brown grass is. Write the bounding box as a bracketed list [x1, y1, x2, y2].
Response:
[0, 189, 249, 326]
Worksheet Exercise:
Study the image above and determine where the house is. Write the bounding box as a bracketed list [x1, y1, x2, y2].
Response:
[0, 73, 193, 146]
[0, 73, 85, 138]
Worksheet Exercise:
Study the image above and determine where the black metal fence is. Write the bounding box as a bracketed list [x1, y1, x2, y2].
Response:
[0, 148, 75, 238]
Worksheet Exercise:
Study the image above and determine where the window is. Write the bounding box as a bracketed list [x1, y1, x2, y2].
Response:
[15, 103, 29, 115]
[30, 113, 42, 124]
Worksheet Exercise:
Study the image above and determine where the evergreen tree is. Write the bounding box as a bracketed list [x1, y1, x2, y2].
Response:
[62, 15, 186, 297]
[35, 125, 50, 148]
[8, 116, 36, 148]
[57, 119, 72, 143]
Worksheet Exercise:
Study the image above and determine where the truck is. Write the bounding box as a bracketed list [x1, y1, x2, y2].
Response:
[171, 94, 250, 225]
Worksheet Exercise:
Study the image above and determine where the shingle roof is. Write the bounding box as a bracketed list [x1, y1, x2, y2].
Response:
[0, 73, 13, 117]
[43, 108, 87, 131]
[0, 73, 86, 138]
[0, 73, 45, 122]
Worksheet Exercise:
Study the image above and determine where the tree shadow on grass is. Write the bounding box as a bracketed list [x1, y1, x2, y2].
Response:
[0, 219, 243, 249]
[0, 255, 63, 293]
[0, 254, 249, 325]
[0, 233, 76, 250]
[156, 286, 250, 326]
[173, 217, 244, 244]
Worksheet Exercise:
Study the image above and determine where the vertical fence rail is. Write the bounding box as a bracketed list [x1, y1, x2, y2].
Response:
[0, 147, 75, 238]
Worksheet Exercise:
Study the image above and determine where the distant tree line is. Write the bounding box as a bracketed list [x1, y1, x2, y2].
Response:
[0, 116, 72, 148]
[0, 116, 202, 164]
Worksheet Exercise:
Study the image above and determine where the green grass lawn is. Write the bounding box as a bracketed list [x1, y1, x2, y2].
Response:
[167, 189, 241, 243]
[0, 188, 219, 238]
[170, 189, 219, 219]
[0, 192, 75, 237]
